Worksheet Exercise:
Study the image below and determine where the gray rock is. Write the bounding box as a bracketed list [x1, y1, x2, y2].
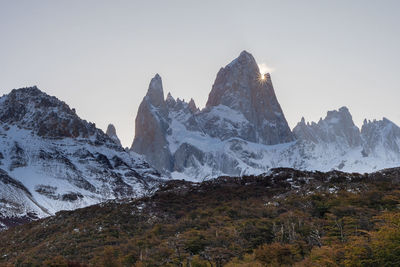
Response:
[131, 51, 295, 177]
[206, 51, 294, 145]
[293, 106, 361, 148]
[131, 74, 173, 173]
[106, 124, 122, 147]
[130, 51, 400, 179]
[361, 118, 400, 156]
[173, 143, 205, 172]
[0, 86, 162, 229]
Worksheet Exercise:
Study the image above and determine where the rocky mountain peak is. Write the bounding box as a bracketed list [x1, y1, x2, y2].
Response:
[145, 74, 165, 109]
[131, 75, 173, 173]
[233, 50, 259, 69]
[326, 106, 353, 123]
[264, 73, 272, 84]
[294, 106, 361, 148]
[165, 92, 176, 109]
[188, 98, 198, 113]
[106, 124, 122, 147]
[205, 50, 294, 145]
[166, 92, 174, 101]
[0, 86, 105, 140]
[361, 117, 400, 156]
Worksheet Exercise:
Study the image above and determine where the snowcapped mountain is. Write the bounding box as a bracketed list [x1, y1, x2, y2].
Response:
[0, 87, 161, 230]
[291, 107, 400, 173]
[2, 50, 400, 229]
[131, 51, 400, 180]
[131, 51, 295, 179]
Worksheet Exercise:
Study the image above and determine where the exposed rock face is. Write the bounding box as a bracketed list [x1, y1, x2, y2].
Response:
[0, 86, 161, 230]
[131, 51, 295, 176]
[361, 118, 400, 157]
[131, 51, 400, 179]
[206, 51, 294, 145]
[293, 107, 361, 148]
[292, 107, 400, 172]
[131, 75, 173, 172]
[188, 98, 199, 113]
[106, 124, 122, 147]
[0, 86, 98, 139]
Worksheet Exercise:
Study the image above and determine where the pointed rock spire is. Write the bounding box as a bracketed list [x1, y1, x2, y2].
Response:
[106, 124, 122, 146]
[131, 74, 173, 173]
[294, 106, 361, 147]
[265, 73, 272, 84]
[205, 50, 294, 145]
[361, 117, 400, 155]
[166, 92, 174, 102]
[165, 92, 176, 109]
[146, 74, 166, 109]
[188, 98, 198, 113]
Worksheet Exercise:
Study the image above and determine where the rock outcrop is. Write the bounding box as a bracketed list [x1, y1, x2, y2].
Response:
[131, 51, 400, 179]
[106, 124, 122, 147]
[361, 118, 400, 157]
[131, 51, 296, 176]
[206, 51, 294, 145]
[131, 74, 173, 172]
[0, 86, 98, 139]
[293, 106, 361, 148]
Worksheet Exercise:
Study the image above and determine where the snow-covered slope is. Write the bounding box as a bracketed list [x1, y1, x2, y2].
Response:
[131, 51, 296, 178]
[292, 108, 400, 173]
[0, 87, 161, 230]
[131, 51, 400, 180]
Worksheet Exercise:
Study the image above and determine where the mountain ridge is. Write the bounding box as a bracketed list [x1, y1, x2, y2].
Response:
[0, 86, 162, 230]
[131, 51, 400, 179]
[1, 50, 400, 229]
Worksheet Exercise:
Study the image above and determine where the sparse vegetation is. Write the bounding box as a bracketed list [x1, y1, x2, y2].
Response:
[1, 168, 400, 266]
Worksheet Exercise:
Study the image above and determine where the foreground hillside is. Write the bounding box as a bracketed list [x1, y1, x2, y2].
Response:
[1, 168, 400, 266]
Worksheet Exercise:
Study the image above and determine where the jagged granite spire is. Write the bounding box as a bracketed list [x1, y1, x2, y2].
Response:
[293, 106, 361, 148]
[146, 74, 166, 109]
[131, 74, 173, 173]
[361, 117, 400, 156]
[106, 124, 122, 147]
[206, 50, 294, 145]
[188, 98, 198, 113]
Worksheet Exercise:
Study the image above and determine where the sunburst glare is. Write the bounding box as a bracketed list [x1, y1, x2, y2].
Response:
[258, 63, 275, 76]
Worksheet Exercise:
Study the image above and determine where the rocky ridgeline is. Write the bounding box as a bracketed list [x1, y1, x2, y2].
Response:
[0, 87, 99, 139]
[1, 50, 400, 229]
[131, 51, 295, 177]
[205, 51, 294, 145]
[0, 87, 161, 230]
[131, 51, 400, 178]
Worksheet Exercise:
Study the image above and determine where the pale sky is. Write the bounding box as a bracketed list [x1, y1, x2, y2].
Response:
[1, 0, 399, 147]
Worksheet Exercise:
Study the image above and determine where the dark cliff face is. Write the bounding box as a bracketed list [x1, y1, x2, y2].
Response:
[293, 106, 361, 148]
[361, 118, 400, 156]
[131, 75, 173, 173]
[131, 51, 295, 176]
[106, 124, 122, 147]
[206, 51, 294, 145]
[0, 86, 116, 146]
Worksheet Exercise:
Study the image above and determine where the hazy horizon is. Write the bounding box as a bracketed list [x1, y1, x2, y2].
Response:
[1, 0, 399, 147]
